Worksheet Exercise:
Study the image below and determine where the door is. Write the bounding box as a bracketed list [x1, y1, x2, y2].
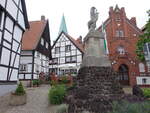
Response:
[118, 64, 129, 85]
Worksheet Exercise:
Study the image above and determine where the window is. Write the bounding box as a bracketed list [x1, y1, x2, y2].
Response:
[36, 65, 39, 73]
[55, 47, 60, 54]
[116, 30, 124, 37]
[65, 45, 71, 52]
[65, 56, 77, 63]
[65, 56, 71, 63]
[20, 64, 27, 72]
[142, 78, 147, 84]
[117, 46, 125, 54]
[52, 58, 58, 64]
[139, 63, 145, 72]
[41, 38, 44, 45]
[143, 43, 150, 55]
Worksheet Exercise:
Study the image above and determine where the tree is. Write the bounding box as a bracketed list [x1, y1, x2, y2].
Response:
[136, 10, 150, 61]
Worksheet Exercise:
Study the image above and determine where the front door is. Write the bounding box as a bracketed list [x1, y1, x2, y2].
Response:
[118, 64, 129, 85]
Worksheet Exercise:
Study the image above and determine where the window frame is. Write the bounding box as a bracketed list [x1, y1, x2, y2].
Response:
[65, 45, 71, 52]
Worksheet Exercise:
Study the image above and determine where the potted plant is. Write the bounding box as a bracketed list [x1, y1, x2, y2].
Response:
[9, 82, 27, 106]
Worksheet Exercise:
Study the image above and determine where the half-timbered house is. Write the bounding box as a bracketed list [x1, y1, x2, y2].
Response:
[50, 31, 84, 76]
[19, 16, 51, 80]
[0, 0, 29, 83]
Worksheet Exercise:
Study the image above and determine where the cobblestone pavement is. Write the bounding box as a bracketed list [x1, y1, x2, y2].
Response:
[0, 85, 59, 113]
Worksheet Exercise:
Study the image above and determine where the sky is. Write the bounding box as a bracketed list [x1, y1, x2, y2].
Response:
[25, 0, 150, 43]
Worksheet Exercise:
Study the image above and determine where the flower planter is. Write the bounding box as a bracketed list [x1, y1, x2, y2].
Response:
[9, 93, 27, 106]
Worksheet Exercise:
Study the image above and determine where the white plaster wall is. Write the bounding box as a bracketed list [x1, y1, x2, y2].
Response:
[1, 48, 10, 65]
[13, 25, 23, 42]
[5, 17, 14, 33]
[13, 0, 19, 5]
[71, 50, 76, 55]
[10, 69, 18, 81]
[4, 30, 12, 43]
[136, 77, 150, 85]
[60, 52, 65, 57]
[0, 12, 5, 30]
[3, 41, 11, 49]
[19, 1, 23, 11]
[20, 56, 32, 64]
[25, 74, 32, 79]
[19, 74, 24, 79]
[10, 52, 15, 66]
[14, 54, 20, 68]
[18, 11, 25, 29]
[0, 67, 8, 80]
[6, 0, 18, 20]
[0, 0, 6, 8]
[12, 40, 19, 52]
[77, 55, 82, 62]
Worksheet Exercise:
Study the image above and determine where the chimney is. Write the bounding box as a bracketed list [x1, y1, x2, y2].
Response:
[41, 15, 45, 21]
[130, 17, 137, 26]
[76, 36, 82, 44]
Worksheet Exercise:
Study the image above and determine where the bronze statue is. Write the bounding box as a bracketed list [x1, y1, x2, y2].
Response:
[88, 7, 99, 30]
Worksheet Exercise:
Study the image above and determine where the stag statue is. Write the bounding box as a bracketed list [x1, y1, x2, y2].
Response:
[88, 7, 99, 31]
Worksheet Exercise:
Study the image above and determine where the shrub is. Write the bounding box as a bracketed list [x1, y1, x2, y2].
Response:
[15, 82, 26, 95]
[56, 104, 68, 113]
[50, 80, 58, 86]
[32, 79, 41, 86]
[66, 83, 77, 91]
[59, 76, 70, 84]
[48, 84, 66, 105]
[109, 101, 150, 113]
[143, 88, 150, 98]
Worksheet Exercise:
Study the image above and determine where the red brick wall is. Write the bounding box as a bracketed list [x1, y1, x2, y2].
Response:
[100, 6, 143, 86]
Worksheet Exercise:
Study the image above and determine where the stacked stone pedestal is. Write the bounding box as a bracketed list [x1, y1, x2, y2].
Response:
[67, 67, 124, 113]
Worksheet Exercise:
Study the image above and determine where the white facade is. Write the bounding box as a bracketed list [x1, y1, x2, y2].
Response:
[19, 51, 49, 80]
[0, 0, 28, 82]
[50, 32, 83, 76]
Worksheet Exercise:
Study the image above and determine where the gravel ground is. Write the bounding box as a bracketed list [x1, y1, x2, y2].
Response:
[0, 85, 59, 113]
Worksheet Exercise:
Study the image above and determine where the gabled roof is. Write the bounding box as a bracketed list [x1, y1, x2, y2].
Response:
[52, 31, 84, 53]
[22, 20, 47, 50]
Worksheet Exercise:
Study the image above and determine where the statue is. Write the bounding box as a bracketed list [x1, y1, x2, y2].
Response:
[88, 7, 99, 31]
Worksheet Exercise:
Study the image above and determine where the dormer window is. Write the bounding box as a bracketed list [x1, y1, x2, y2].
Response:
[116, 30, 124, 37]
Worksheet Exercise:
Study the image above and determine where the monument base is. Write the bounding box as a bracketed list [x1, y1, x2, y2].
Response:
[67, 66, 124, 113]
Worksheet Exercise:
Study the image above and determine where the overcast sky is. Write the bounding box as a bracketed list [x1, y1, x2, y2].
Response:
[25, 0, 150, 43]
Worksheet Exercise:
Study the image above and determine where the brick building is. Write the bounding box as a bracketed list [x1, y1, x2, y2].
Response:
[98, 5, 149, 86]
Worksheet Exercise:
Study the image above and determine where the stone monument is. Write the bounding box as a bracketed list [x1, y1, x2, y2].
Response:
[67, 7, 124, 113]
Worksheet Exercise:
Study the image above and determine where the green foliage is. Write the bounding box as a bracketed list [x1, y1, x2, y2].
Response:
[136, 10, 150, 61]
[15, 82, 26, 95]
[109, 101, 150, 113]
[59, 76, 70, 84]
[32, 79, 41, 86]
[50, 80, 58, 86]
[56, 104, 68, 113]
[136, 38, 150, 61]
[143, 88, 150, 98]
[48, 84, 66, 105]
